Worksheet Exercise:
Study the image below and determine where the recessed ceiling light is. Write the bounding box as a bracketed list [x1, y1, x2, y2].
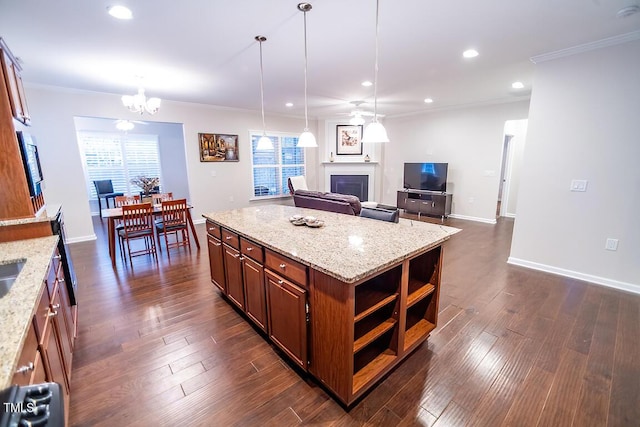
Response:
[285, 102, 293, 107]
[463, 49, 479, 58]
[424, 98, 433, 104]
[511, 81, 524, 89]
[108, 5, 133, 20]
[361, 81, 373, 87]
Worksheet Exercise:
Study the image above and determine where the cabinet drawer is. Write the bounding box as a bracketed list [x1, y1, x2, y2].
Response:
[206, 221, 221, 238]
[240, 237, 264, 263]
[265, 249, 307, 287]
[221, 228, 239, 249]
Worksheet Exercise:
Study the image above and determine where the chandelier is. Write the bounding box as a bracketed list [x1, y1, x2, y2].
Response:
[121, 88, 161, 115]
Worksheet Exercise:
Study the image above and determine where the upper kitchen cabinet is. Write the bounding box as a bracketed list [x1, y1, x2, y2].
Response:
[0, 38, 31, 126]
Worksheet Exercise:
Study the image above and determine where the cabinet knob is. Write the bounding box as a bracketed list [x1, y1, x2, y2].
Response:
[225, 236, 232, 240]
[58, 278, 65, 283]
[246, 247, 253, 251]
[278, 280, 284, 285]
[239, 256, 245, 261]
[279, 263, 286, 269]
[232, 253, 240, 258]
[15, 362, 34, 374]
[51, 303, 60, 310]
[212, 241, 221, 247]
[48, 310, 58, 318]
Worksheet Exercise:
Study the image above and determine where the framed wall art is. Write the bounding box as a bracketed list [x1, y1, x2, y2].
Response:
[199, 133, 239, 162]
[336, 125, 363, 155]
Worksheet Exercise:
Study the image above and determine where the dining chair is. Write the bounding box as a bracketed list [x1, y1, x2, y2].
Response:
[94, 180, 124, 218]
[118, 202, 158, 265]
[155, 198, 190, 258]
[151, 192, 173, 206]
[114, 195, 142, 255]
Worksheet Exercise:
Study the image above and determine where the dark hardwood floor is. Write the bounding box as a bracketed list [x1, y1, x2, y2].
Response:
[67, 213, 640, 426]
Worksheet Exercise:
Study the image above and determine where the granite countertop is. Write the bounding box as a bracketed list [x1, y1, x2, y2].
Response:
[0, 203, 61, 227]
[0, 236, 59, 389]
[203, 205, 460, 284]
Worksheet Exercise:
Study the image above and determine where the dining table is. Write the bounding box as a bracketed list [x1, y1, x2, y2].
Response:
[101, 204, 200, 267]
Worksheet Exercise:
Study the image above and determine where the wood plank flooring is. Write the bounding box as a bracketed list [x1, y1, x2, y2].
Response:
[67, 213, 640, 426]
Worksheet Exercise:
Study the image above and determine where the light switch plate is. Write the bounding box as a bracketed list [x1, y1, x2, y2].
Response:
[605, 238, 618, 251]
[570, 179, 588, 192]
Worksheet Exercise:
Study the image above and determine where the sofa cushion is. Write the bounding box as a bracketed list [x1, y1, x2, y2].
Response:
[293, 189, 362, 215]
[318, 192, 362, 215]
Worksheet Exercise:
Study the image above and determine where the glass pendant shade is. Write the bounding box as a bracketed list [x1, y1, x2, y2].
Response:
[298, 129, 317, 147]
[350, 114, 366, 126]
[362, 120, 389, 143]
[121, 88, 160, 115]
[256, 134, 273, 150]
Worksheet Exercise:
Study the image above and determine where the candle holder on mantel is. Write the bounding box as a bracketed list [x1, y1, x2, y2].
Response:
[364, 154, 371, 162]
[330, 152, 335, 162]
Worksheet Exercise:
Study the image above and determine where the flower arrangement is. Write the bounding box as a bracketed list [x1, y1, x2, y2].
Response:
[130, 176, 160, 195]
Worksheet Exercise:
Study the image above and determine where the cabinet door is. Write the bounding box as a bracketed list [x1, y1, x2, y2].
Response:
[207, 235, 226, 292]
[419, 199, 434, 215]
[396, 192, 408, 210]
[243, 256, 267, 332]
[41, 311, 69, 396]
[405, 198, 420, 213]
[265, 270, 307, 369]
[50, 284, 73, 386]
[223, 245, 245, 310]
[0, 49, 29, 124]
[56, 262, 75, 351]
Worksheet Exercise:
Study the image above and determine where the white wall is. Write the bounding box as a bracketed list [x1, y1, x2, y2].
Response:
[381, 101, 530, 222]
[509, 39, 640, 292]
[25, 86, 311, 241]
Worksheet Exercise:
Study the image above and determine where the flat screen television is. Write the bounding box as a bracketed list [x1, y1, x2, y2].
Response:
[403, 162, 448, 192]
[16, 131, 44, 197]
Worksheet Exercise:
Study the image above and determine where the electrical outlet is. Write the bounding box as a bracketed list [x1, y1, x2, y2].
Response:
[605, 238, 618, 251]
[570, 179, 588, 192]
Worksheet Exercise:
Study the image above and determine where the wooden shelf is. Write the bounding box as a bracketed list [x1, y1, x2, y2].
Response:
[407, 282, 435, 309]
[354, 293, 398, 323]
[353, 351, 396, 395]
[353, 319, 397, 354]
[404, 319, 435, 351]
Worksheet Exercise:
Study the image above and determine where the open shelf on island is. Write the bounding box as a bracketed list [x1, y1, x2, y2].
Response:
[404, 295, 437, 351]
[354, 318, 397, 354]
[407, 280, 435, 309]
[353, 349, 397, 395]
[354, 265, 402, 322]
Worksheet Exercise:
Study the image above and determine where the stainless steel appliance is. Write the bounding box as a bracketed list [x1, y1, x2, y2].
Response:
[50, 210, 77, 305]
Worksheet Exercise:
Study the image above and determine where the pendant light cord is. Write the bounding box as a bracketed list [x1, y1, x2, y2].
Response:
[373, 0, 380, 122]
[258, 38, 267, 134]
[303, 9, 310, 130]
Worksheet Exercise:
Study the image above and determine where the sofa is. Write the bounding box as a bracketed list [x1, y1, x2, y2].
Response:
[292, 189, 362, 215]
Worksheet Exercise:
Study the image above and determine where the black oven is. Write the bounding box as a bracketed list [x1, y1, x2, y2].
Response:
[50, 211, 78, 305]
[0, 382, 64, 426]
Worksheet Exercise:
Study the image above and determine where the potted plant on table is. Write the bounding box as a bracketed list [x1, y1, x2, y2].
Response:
[130, 176, 160, 202]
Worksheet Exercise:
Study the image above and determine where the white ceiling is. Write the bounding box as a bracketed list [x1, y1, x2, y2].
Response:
[1, 0, 639, 119]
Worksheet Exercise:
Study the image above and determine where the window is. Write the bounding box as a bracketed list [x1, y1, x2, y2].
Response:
[250, 132, 305, 198]
[77, 132, 161, 199]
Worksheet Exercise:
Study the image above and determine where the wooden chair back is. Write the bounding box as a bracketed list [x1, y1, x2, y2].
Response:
[152, 192, 174, 205]
[115, 195, 141, 207]
[160, 198, 187, 228]
[121, 203, 154, 235]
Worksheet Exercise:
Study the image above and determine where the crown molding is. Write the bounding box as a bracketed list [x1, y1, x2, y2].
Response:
[530, 30, 640, 64]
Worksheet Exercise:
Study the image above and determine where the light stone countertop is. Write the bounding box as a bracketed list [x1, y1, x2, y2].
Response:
[203, 205, 461, 284]
[0, 203, 61, 226]
[0, 236, 59, 390]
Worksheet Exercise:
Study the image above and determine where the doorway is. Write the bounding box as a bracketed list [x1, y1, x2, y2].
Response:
[497, 119, 528, 218]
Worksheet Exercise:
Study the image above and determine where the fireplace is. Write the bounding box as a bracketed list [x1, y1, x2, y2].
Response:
[330, 175, 369, 201]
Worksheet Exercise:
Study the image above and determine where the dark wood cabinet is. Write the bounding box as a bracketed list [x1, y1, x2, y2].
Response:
[12, 322, 46, 386]
[207, 233, 226, 292]
[265, 269, 308, 370]
[0, 38, 30, 125]
[242, 256, 267, 332]
[223, 244, 245, 310]
[397, 190, 452, 220]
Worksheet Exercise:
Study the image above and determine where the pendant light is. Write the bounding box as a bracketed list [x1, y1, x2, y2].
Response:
[296, 2, 317, 148]
[255, 35, 273, 150]
[361, 0, 390, 143]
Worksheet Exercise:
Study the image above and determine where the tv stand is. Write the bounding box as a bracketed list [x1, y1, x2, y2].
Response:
[397, 189, 452, 221]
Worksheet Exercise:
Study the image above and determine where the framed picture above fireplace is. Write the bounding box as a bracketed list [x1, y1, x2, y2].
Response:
[336, 125, 363, 155]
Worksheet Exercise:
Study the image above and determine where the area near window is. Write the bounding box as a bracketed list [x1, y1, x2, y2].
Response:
[250, 132, 305, 198]
[76, 131, 162, 200]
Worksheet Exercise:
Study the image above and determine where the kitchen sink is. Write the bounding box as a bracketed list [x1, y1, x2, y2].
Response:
[0, 260, 26, 299]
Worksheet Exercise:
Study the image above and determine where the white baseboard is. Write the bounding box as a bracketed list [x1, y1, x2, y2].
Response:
[503, 213, 516, 219]
[507, 257, 640, 295]
[448, 214, 497, 224]
[67, 234, 97, 244]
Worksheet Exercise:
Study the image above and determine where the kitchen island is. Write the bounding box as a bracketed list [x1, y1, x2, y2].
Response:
[203, 204, 460, 406]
